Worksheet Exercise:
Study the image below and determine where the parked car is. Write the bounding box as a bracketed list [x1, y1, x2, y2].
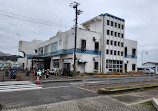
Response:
[138, 68, 155, 74]
[49, 68, 59, 75]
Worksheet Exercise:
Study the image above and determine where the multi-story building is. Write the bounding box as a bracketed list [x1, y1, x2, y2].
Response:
[18, 13, 137, 74]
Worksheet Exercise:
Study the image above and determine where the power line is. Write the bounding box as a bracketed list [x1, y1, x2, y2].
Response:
[0, 9, 63, 26]
[0, 12, 72, 28]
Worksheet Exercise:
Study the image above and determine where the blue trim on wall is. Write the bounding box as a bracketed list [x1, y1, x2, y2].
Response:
[125, 54, 137, 59]
[99, 13, 125, 22]
[25, 54, 39, 58]
[27, 48, 101, 58]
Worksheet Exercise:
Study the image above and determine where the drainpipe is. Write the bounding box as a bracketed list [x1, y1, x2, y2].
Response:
[102, 15, 105, 73]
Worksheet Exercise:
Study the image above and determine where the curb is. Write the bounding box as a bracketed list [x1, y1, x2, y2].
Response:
[152, 99, 158, 110]
[98, 85, 158, 94]
[34, 79, 82, 84]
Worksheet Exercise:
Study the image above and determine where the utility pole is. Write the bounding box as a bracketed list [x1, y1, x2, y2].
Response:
[70, 2, 82, 75]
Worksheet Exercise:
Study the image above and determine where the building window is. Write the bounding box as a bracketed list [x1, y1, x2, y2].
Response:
[125, 47, 127, 56]
[118, 33, 120, 37]
[118, 24, 120, 28]
[53, 60, 59, 68]
[115, 32, 117, 37]
[118, 42, 120, 46]
[107, 40, 109, 45]
[110, 50, 113, 55]
[121, 43, 123, 47]
[132, 48, 136, 55]
[107, 30, 109, 35]
[107, 20, 109, 25]
[111, 21, 113, 26]
[52, 42, 58, 52]
[121, 34, 124, 38]
[106, 49, 109, 54]
[59, 40, 62, 46]
[114, 50, 116, 55]
[94, 62, 98, 70]
[81, 40, 86, 50]
[132, 64, 136, 71]
[121, 51, 123, 56]
[111, 31, 113, 36]
[122, 25, 124, 29]
[95, 42, 99, 51]
[114, 41, 117, 46]
[111, 40, 113, 45]
[115, 22, 117, 27]
[118, 51, 120, 56]
[45, 44, 51, 54]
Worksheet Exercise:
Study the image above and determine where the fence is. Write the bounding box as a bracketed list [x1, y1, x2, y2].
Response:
[82, 74, 157, 85]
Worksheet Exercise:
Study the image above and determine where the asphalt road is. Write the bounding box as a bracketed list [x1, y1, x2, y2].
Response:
[0, 82, 99, 110]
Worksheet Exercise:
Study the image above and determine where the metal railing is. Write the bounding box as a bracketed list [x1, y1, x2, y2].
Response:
[82, 74, 157, 85]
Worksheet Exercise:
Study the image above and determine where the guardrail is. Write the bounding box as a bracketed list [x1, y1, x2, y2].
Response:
[82, 74, 157, 85]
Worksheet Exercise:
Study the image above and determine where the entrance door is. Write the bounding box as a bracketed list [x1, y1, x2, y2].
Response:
[125, 64, 127, 72]
[63, 63, 71, 76]
[80, 63, 85, 74]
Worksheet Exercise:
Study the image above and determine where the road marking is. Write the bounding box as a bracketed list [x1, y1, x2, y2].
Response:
[0, 81, 42, 92]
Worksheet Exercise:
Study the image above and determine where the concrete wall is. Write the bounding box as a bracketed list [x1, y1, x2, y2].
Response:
[124, 39, 137, 72]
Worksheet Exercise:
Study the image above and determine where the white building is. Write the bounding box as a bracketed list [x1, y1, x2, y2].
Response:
[18, 13, 137, 75]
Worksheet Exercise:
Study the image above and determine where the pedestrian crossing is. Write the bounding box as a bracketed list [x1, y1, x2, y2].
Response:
[0, 81, 42, 92]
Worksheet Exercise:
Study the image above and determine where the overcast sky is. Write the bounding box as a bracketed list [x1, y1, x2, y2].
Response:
[0, 0, 158, 66]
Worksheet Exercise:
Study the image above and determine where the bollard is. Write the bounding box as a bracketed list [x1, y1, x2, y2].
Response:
[83, 73, 85, 86]
[45, 74, 46, 80]
[56, 72, 58, 79]
[2, 74, 4, 81]
[18, 74, 21, 81]
[66, 73, 67, 78]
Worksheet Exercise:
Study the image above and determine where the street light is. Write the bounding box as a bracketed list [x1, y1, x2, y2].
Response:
[141, 51, 148, 68]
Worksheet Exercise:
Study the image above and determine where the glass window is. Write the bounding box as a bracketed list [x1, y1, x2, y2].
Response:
[115, 22, 117, 27]
[107, 30, 109, 35]
[118, 33, 120, 37]
[118, 51, 120, 56]
[132, 64, 136, 71]
[114, 50, 116, 55]
[110, 50, 113, 55]
[118, 24, 120, 28]
[121, 51, 123, 56]
[132, 49, 136, 55]
[53, 60, 59, 68]
[111, 31, 113, 36]
[114, 41, 117, 46]
[107, 20, 109, 25]
[51, 42, 58, 52]
[106, 49, 109, 54]
[115, 32, 117, 37]
[107, 40, 109, 45]
[121, 43, 123, 47]
[118, 42, 120, 46]
[81, 40, 86, 50]
[122, 25, 124, 29]
[95, 42, 99, 51]
[111, 40, 113, 45]
[111, 21, 113, 26]
[94, 62, 98, 70]
[121, 34, 124, 38]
